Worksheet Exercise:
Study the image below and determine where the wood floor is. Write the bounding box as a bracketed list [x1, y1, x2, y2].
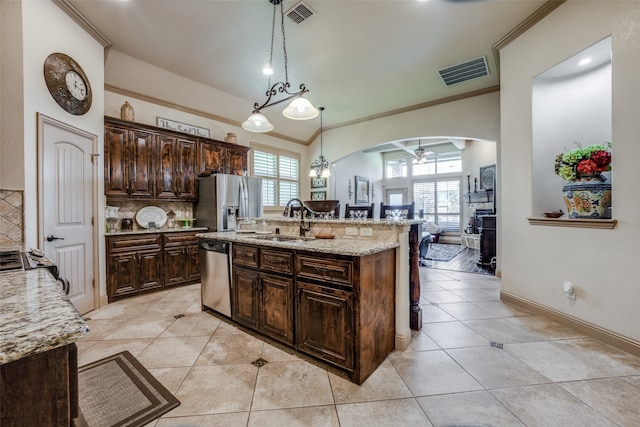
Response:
[421, 246, 494, 276]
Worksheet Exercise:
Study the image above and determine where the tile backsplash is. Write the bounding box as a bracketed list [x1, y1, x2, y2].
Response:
[0, 190, 24, 250]
[106, 200, 194, 231]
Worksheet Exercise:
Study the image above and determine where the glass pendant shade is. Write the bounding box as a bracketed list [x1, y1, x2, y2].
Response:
[283, 97, 319, 120]
[309, 168, 318, 178]
[321, 167, 331, 178]
[241, 112, 274, 133]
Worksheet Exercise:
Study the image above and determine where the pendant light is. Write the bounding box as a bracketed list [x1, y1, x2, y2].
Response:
[242, 0, 319, 133]
[309, 107, 330, 178]
[413, 139, 427, 164]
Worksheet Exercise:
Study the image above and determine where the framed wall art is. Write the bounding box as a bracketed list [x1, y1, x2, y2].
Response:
[311, 191, 326, 201]
[479, 164, 496, 190]
[310, 177, 327, 188]
[354, 176, 369, 204]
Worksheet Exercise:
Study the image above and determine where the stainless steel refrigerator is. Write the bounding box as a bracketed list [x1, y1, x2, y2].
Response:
[195, 174, 263, 231]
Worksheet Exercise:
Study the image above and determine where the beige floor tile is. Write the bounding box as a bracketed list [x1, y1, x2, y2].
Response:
[87, 300, 150, 319]
[554, 338, 640, 376]
[83, 318, 130, 340]
[505, 341, 612, 381]
[260, 342, 301, 362]
[248, 406, 339, 427]
[330, 360, 412, 404]
[78, 338, 153, 365]
[422, 290, 468, 304]
[437, 302, 498, 321]
[156, 412, 249, 426]
[75, 339, 96, 355]
[450, 288, 501, 302]
[142, 301, 196, 317]
[560, 377, 640, 426]
[419, 303, 457, 323]
[336, 398, 433, 427]
[417, 391, 525, 427]
[420, 281, 446, 292]
[474, 300, 532, 317]
[447, 346, 550, 389]
[463, 318, 545, 343]
[184, 302, 204, 314]
[251, 361, 333, 410]
[422, 321, 490, 348]
[103, 317, 175, 340]
[622, 375, 640, 388]
[391, 350, 483, 396]
[147, 367, 191, 394]
[170, 365, 257, 416]
[404, 330, 440, 352]
[492, 384, 619, 426]
[155, 285, 201, 303]
[137, 336, 210, 368]
[503, 315, 587, 340]
[195, 331, 264, 365]
[160, 311, 221, 338]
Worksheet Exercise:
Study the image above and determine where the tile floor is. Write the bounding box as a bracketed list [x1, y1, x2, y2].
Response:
[78, 269, 640, 426]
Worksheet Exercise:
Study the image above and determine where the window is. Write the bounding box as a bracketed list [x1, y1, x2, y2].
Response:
[414, 178, 462, 233]
[385, 158, 407, 178]
[413, 154, 461, 176]
[252, 144, 300, 209]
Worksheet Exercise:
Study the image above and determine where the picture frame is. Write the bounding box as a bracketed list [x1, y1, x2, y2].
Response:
[310, 177, 326, 189]
[156, 117, 210, 138]
[479, 165, 496, 190]
[354, 176, 369, 204]
[311, 191, 326, 201]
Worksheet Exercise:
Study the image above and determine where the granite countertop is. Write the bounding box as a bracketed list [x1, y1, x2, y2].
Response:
[196, 231, 399, 256]
[0, 269, 89, 365]
[106, 226, 208, 236]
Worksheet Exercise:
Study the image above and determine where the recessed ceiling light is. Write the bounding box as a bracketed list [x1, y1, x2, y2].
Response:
[578, 57, 592, 66]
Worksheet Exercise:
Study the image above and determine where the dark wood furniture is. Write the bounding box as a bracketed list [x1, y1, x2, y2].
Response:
[477, 215, 497, 268]
[344, 203, 374, 219]
[104, 116, 249, 202]
[379, 202, 415, 219]
[106, 231, 200, 301]
[231, 244, 295, 345]
[1, 344, 78, 426]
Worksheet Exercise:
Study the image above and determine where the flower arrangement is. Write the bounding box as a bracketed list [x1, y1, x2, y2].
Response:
[554, 141, 612, 181]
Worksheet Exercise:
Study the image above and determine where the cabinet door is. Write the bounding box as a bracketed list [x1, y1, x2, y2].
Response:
[164, 246, 186, 286]
[198, 141, 223, 175]
[296, 281, 354, 370]
[107, 251, 139, 298]
[260, 272, 294, 345]
[176, 139, 197, 200]
[156, 135, 178, 200]
[138, 250, 163, 291]
[232, 267, 260, 329]
[186, 244, 200, 282]
[104, 125, 129, 198]
[224, 146, 248, 175]
[128, 129, 155, 198]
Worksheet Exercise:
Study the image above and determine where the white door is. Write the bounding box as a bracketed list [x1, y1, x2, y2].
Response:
[38, 114, 98, 314]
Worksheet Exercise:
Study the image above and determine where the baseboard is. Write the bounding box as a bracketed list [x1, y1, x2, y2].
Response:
[99, 295, 108, 309]
[395, 329, 412, 351]
[500, 291, 640, 357]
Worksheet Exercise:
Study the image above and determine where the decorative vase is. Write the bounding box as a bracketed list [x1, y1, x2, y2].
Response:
[562, 173, 611, 218]
[120, 101, 135, 121]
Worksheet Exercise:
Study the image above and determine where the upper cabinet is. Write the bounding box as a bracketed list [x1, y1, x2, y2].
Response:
[104, 117, 250, 202]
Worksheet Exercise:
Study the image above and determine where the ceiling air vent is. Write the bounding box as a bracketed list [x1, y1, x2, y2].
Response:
[286, 1, 315, 24]
[438, 56, 489, 86]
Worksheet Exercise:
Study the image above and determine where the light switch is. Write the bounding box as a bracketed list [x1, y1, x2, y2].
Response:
[360, 227, 373, 236]
[346, 227, 358, 236]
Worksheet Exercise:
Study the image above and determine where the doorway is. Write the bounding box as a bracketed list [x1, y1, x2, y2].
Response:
[38, 113, 99, 314]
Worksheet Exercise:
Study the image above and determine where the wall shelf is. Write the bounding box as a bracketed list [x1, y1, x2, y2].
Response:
[527, 217, 617, 229]
[466, 190, 493, 204]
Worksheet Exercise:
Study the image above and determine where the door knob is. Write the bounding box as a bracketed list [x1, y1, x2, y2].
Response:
[46, 235, 64, 242]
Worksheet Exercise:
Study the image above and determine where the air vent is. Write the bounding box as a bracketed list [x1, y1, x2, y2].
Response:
[286, 1, 315, 24]
[438, 56, 489, 86]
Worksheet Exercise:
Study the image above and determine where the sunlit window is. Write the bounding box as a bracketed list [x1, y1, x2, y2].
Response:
[252, 143, 300, 209]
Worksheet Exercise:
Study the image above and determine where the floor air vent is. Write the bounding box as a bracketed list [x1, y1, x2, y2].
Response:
[286, 1, 315, 24]
[490, 341, 504, 349]
[438, 56, 489, 86]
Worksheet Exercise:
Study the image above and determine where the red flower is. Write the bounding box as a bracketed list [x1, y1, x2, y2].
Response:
[576, 159, 599, 174]
[590, 150, 611, 170]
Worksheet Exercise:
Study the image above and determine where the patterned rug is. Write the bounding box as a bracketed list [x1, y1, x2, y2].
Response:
[424, 243, 467, 262]
[78, 351, 179, 427]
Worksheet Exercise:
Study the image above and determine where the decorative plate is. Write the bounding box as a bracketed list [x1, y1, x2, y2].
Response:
[136, 206, 168, 228]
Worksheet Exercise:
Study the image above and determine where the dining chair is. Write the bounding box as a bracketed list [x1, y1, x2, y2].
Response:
[344, 203, 374, 219]
[379, 202, 415, 220]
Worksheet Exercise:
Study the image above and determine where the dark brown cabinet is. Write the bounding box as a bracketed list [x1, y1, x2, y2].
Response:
[106, 231, 200, 302]
[231, 244, 294, 345]
[477, 215, 497, 268]
[104, 117, 249, 202]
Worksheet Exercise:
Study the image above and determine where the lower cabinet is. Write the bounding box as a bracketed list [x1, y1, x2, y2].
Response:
[107, 231, 200, 301]
[231, 245, 294, 345]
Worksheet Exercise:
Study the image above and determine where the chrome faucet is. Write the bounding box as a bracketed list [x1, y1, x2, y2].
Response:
[283, 198, 311, 237]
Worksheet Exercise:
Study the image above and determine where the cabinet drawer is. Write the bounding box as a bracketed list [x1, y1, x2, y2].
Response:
[232, 244, 259, 268]
[164, 231, 198, 246]
[296, 255, 353, 286]
[107, 234, 162, 252]
[260, 248, 293, 275]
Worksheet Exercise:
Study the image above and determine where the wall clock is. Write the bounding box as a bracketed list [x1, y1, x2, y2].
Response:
[480, 165, 496, 190]
[43, 53, 92, 115]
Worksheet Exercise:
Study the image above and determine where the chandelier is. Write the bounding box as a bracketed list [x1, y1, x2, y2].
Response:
[413, 139, 428, 164]
[242, 0, 319, 133]
[309, 107, 330, 178]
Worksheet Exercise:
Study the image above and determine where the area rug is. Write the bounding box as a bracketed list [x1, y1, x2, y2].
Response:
[424, 243, 466, 262]
[78, 351, 179, 427]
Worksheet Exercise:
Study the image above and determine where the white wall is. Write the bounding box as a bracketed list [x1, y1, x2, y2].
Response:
[331, 151, 383, 218]
[462, 140, 497, 223]
[500, 1, 640, 342]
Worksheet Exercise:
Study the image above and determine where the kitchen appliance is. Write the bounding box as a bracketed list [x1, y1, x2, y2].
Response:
[199, 239, 232, 316]
[0, 250, 59, 278]
[195, 174, 263, 231]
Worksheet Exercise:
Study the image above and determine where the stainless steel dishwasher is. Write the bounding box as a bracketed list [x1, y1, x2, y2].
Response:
[199, 239, 232, 317]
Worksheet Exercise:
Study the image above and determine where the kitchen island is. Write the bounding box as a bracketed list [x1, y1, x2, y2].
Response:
[197, 217, 422, 384]
[0, 268, 89, 425]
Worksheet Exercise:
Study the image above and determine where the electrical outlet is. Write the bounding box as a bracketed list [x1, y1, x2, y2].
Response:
[359, 227, 373, 237]
[346, 227, 358, 236]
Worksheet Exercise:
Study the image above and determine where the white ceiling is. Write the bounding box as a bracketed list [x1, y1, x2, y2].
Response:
[67, 0, 550, 143]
